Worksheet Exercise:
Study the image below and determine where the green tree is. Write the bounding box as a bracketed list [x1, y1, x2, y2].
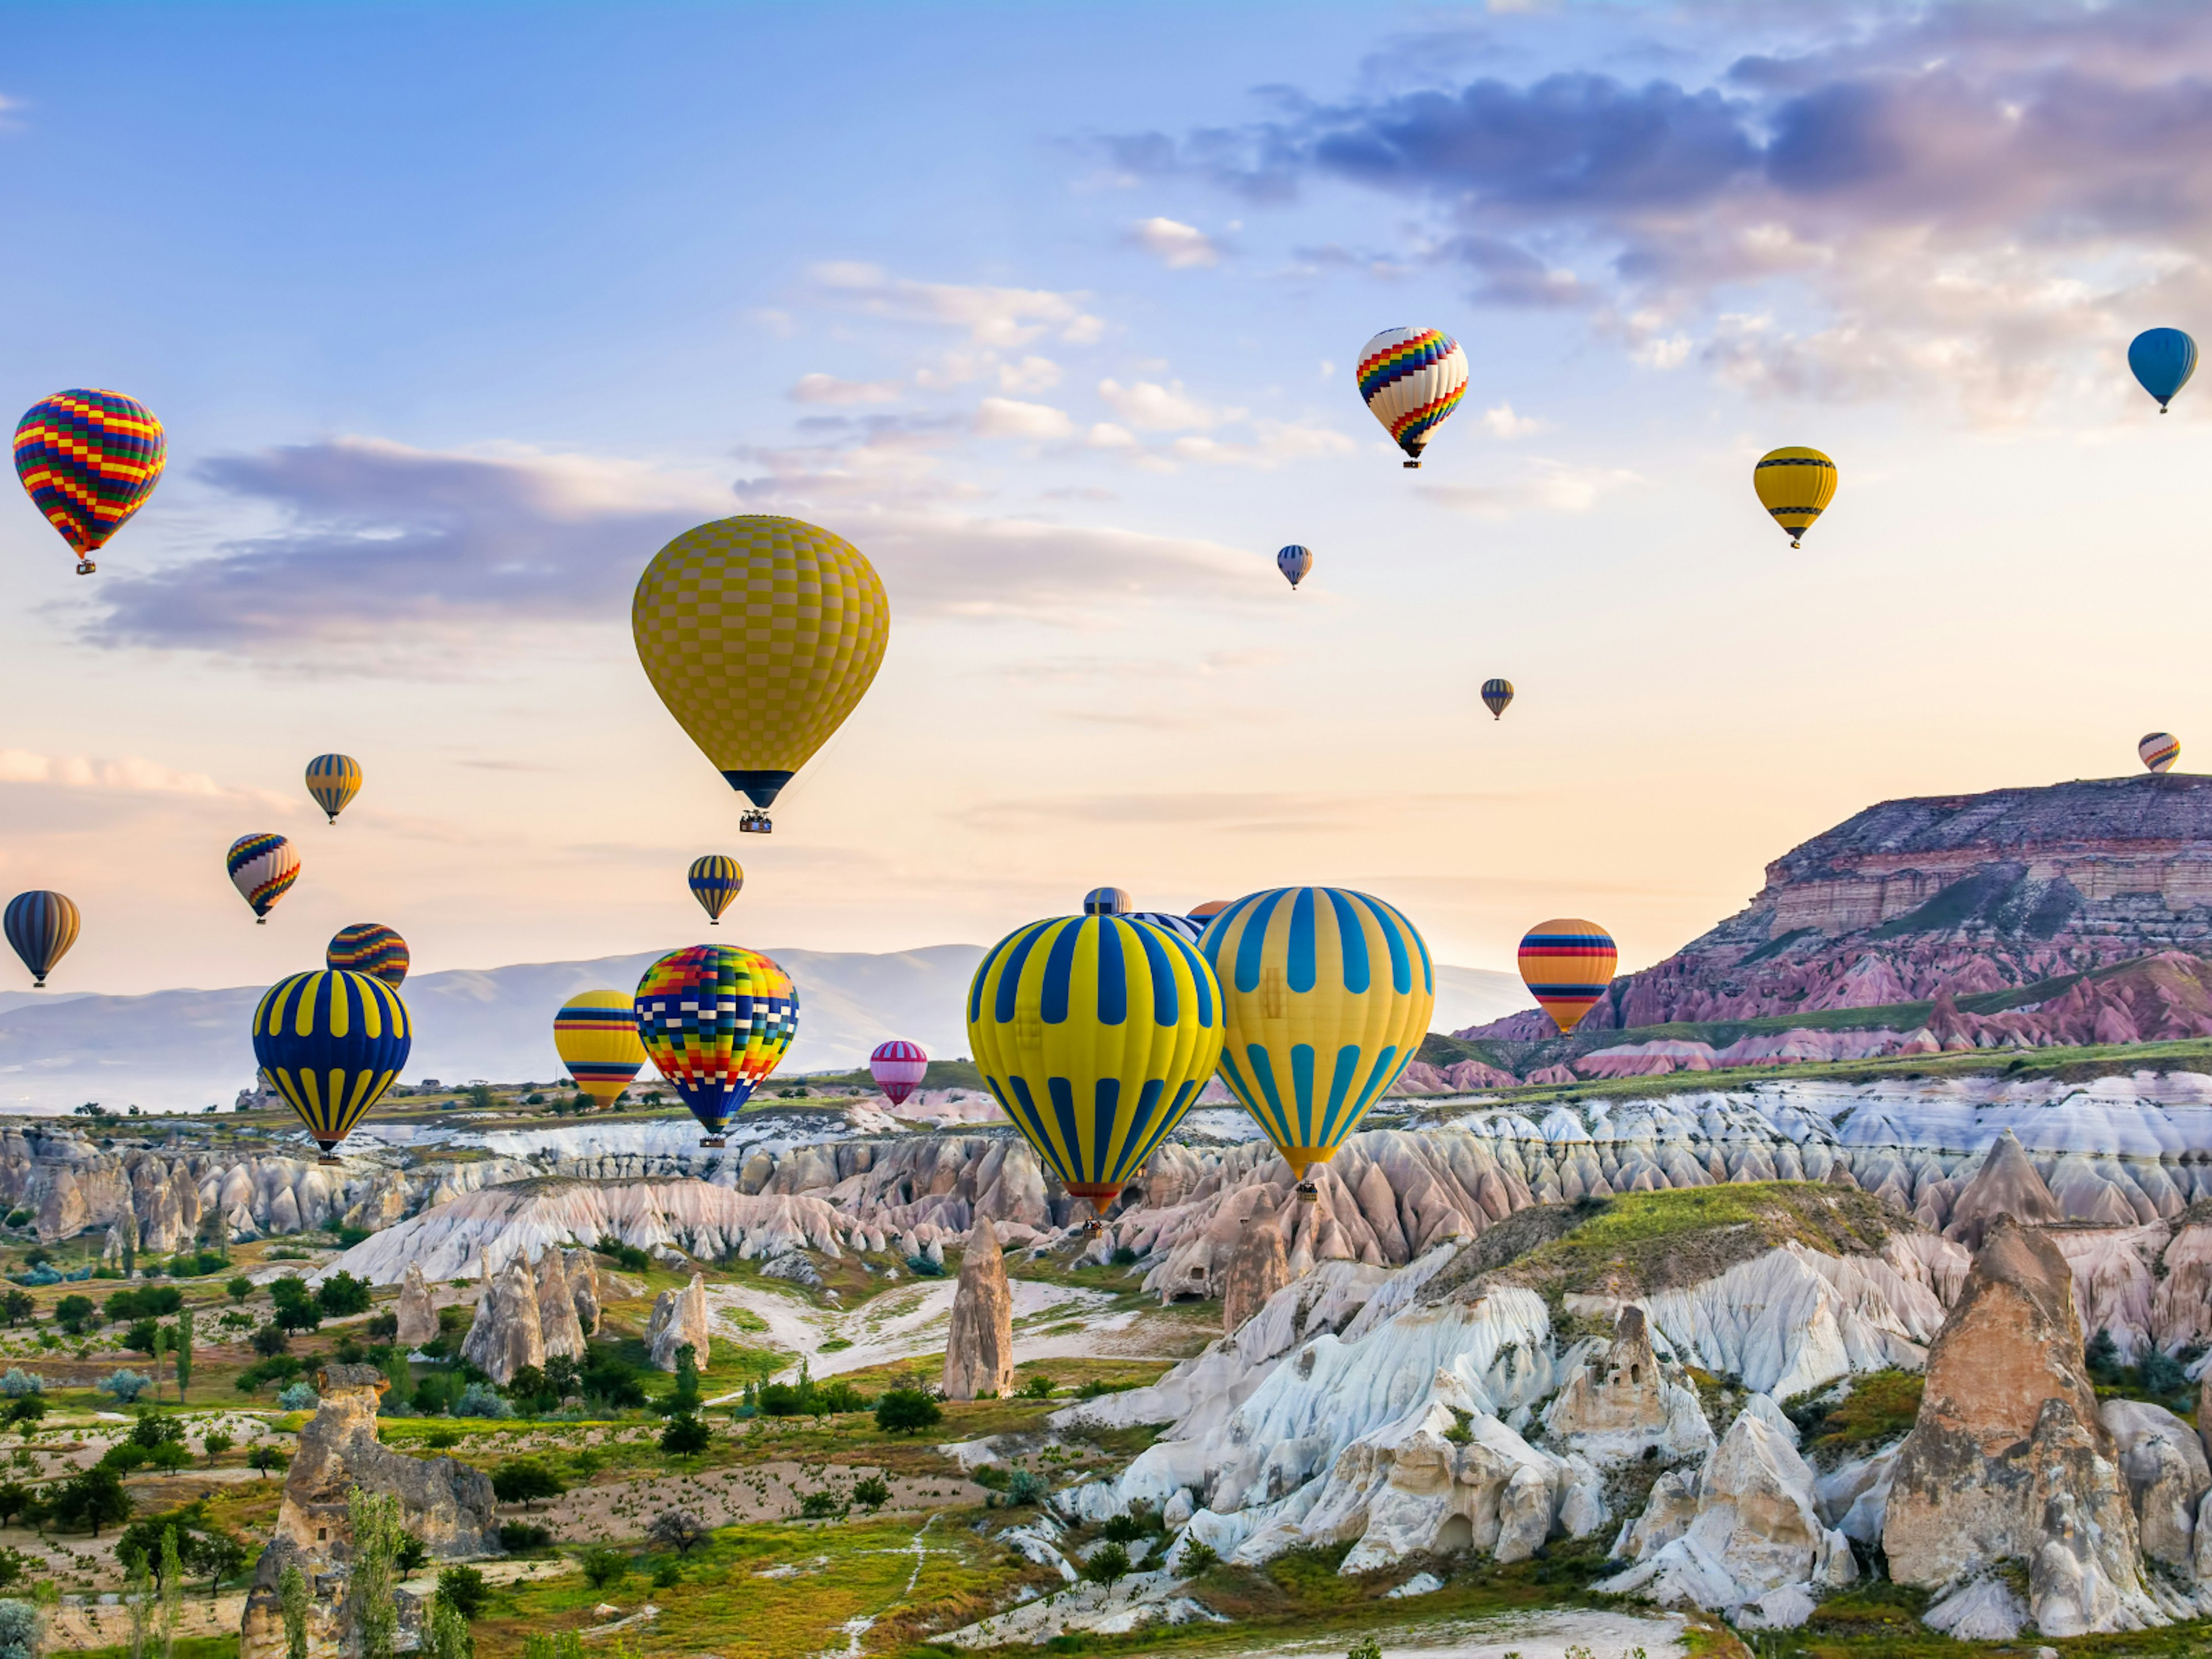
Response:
[225, 1278, 252, 1306]
[184, 1528, 246, 1600]
[278, 1563, 310, 1659]
[851, 1475, 889, 1511]
[0, 1484, 31, 1527]
[1084, 1541, 1130, 1586]
[270, 1279, 321, 1334]
[54, 1294, 94, 1334]
[489, 1461, 566, 1508]
[201, 1430, 232, 1468]
[578, 1548, 627, 1590]
[124, 1542, 154, 1659]
[669, 1343, 701, 1414]
[424, 1590, 475, 1659]
[50, 1464, 130, 1535]
[249, 1445, 288, 1479]
[874, 1388, 942, 1434]
[658, 1413, 710, 1459]
[173, 1310, 193, 1401]
[435, 1564, 488, 1619]
[0, 1293, 31, 1328]
[316, 1272, 372, 1318]
[346, 1487, 404, 1659]
[160, 1525, 183, 1659]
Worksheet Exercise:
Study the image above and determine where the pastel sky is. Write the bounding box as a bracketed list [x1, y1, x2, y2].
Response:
[5, 1, 2212, 999]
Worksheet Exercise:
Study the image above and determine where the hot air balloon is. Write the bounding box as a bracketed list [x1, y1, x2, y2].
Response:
[326, 923, 409, 987]
[2130, 328, 2198, 413]
[632, 516, 889, 835]
[634, 944, 798, 1144]
[4, 891, 79, 988]
[305, 755, 362, 824]
[1188, 900, 1230, 934]
[251, 969, 410, 1161]
[1753, 448, 1837, 548]
[227, 834, 300, 924]
[1518, 919, 1618, 1033]
[869, 1039, 929, 1109]
[1201, 887, 1433, 1200]
[1082, 887, 1131, 916]
[555, 990, 647, 1109]
[1128, 911, 1205, 944]
[12, 391, 165, 574]
[1480, 678, 1514, 721]
[688, 855, 743, 925]
[1357, 328, 1468, 468]
[967, 914, 1223, 1220]
[2141, 733, 2181, 775]
[1277, 545, 1312, 589]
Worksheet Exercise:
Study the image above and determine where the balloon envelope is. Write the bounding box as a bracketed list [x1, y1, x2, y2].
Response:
[305, 755, 362, 824]
[1518, 919, 1618, 1033]
[688, 855, 743, 924]
[869, 1038, 929, 1108]
[1082, 887, 1131, 916]
[2141, 732, 2181, 775]
[555, 990, 647, 1108]
[634, 944, 798, 1138]
[13, 390, 165, 572]
[1277, 545, 1312, 589]
[227, 834, 300, 922]
[326, 923, 409, 987]
[1480, 678, 1514, 721]
[1201, 887, 1434, 1184]
[1357, 328, 1468, 465]
[4, 891, 79, 988]
[1753, 448, 1837, 547]
[251, 969, 411, 1156]
[632, 516, 889, 813]
[1128, 911, 1205, 945]
[2130, 328, 2198, 411]
[967, 914, 1223, 1210]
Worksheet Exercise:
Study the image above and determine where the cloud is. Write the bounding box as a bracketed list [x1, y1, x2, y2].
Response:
[974, 397, 1075, 440]
[1418, 460, 1641, 514]
[0, 748, 293, 809]
[959, 787, 1502, 835]
[790, 373, 902, 406]
[1097, 378, 1234, 431]
[1479, 403, 1548, 438]
[810, 262, 1103, 347]
[1130, 217, 1221, 268]
[997, 356, 1063, 394]
[1166, 419, 1357, 468]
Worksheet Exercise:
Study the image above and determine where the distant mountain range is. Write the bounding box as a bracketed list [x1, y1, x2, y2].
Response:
[0, 948, 1525, 1115]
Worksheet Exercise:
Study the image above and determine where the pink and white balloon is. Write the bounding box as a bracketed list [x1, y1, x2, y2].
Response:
[869, 1039, 929, 1108]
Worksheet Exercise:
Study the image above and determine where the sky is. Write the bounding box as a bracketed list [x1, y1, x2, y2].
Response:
[6, 0, 2212, 999]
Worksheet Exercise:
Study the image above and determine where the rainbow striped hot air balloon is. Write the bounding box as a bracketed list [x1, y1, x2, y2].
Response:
[555, 990, 647, 1108]
[305, 755, 362, 824]
[1518, 919, 1618, 1034]
[13, 390, 165, 574]
[227, 834, 300, 924]
[2141, 733, 2181, 775]
[1201, 888, 1434, 1198]
[634, 944, 797, 1144]
[4, 891, 79, 988]
[327, 923, 409, 987]
[967, 914, 1222, 1219]
[251, 969, 411, 1160]
[688, 855, 743, 925]
[1357, 328, 1468, 468]
[869, 1039, 929, 1109]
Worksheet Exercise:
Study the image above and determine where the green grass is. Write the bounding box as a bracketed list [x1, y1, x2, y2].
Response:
[73, 1640, 238, 1659]
[1785, 1369, 1925, 1463]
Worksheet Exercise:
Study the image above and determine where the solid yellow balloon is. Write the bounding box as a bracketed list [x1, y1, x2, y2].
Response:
[1752, 447, 1837, 548]
[632, 516, 890, 827]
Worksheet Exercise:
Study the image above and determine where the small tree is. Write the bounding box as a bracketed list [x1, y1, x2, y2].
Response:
[185, 1529, 247, 1601]
[202, 1430, 233, 1468]
[435, 1565, 488, 1619]
[249, 1445, 289, 1480]
[0, 1600, 40, 1659]
[51, 1464, 131, 1535]
[226, 1278, 253, 1306]
[54, 1295, 94, 1335]
[0, 1485, 30, 1528]
[646, 1510, 707, 1555]
[160, 1525, 183, 1659]
[0, 1294, 31, 1328]
[874, 1388, 941, 1435]
[124, 1541, 154, 1659]
[490, 1460, 566, 1508]
[851, 1475, 890, 1511]
[347, 1487, 404, 1659]
[173, 1310, 194, 1401]
[579, 1548, 628, 1589]
[660, 1414, 710, 1459]
[1084, 1541, 1130, 1586]
[423, 1591, 474, 1659]
[278, 1563, 310, 1659]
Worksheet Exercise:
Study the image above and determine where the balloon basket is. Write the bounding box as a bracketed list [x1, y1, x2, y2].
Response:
[1296, 1181, 1320, 1205]
[1402, 461, 1419, 470]
[75, 560, 96, 575]
[318, 1154, 343, 1166]
[702, 1136, 726, 1148]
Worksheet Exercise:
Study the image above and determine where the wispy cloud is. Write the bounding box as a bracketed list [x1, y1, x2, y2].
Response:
[0, 749, 294, 810]
[1129, 216, 1221, 268]
[790, 373, 902, 406]
[809, 262, 1103, 347]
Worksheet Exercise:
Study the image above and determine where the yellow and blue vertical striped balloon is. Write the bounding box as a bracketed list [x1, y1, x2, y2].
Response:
[1200, 887, 1434, 1185]
[3, 891, 79, 988]
[967, 915, 1223, 1211]
[304, 754, 363, 824]
[251, 969, 411, 1158]
[688, 855, 744, 925]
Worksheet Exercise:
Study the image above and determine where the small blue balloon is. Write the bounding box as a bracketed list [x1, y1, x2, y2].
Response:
[2130, 327, 2198, 412]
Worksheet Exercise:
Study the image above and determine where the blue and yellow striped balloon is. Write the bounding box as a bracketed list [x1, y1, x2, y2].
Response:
[251, 969, 411, 1158]
[688, 855, 743, 925]
[304, 754, 362, 824]
[4, 891, 79, 988]
[1200, 888, 1434, 1188]
[967, 915, 1223, 1213]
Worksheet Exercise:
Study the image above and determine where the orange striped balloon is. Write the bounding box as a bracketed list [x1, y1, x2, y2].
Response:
[1518, 919, 1617, 1034]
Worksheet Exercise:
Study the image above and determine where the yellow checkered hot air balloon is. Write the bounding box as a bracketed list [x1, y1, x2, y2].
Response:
[554, 990, 647, 1108]
[632, 516, 889, 835]
[1200, 887, 1434, 1200]
[968, 915, 1223, 1223]
[1752, 447, 1837, 548]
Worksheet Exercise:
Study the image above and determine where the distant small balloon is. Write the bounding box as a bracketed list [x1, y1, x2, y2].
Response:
[1752, 447, 1837, 549]
[327, 923, 409, 987]
[227, 834, 300, 924]
[1518, 919, 1618, 1035]
[869, 1039, 929, 1108]
[305, 755, 362, 824]
[1082, 887, 1131, 916]
[1480, 678, 1514, 721]
[2141, 732, 2181, 775]
[1277, 545, 1312, 589]
[4, 891, 79, 988]
[2129, 328, 2198, 412]
[688, 855, 743, 925]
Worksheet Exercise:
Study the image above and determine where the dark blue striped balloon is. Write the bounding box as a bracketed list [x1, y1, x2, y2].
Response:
[3, 891, 79, 988]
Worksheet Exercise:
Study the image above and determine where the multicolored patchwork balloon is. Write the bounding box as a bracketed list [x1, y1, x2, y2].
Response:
[869, 1038, 929, 1108]
[1753, 447, 1837, 549]
[305, 754, 362, 824]
[1357, 328, 1468, 468]
[227, 834, 300, 924]
[326, 923, 410, 987]
[1200, 888, 1434, 1195]
[555, 990, 647, 1108]
[2141, 732, 2181, 775]
[1481, 678, 1514, 721]
[12, 389, 165, 574]
[967, 914, 1223, 1216]
[251, 969, 411, 1160]
[1518, 919, 1618, 1034]
[1277, 544, 1312, 589]
[4, 891, 79, 988]
[634, 944, 798, 1142]
[688, 855, 743, 925]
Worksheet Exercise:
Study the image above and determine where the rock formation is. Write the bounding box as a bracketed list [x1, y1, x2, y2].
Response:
[533, 1245, 586, 1360]
[395, 1264, 438, 1348]
[1541, 1306, 1714, 1464]
[1942, 1128, 2065, 1249]
[645, 1272, 710, 1372]
[2101, 1400, 2210, 1575]
[1221, 1214, 1288, 1336]
[564, 1246, 601, 1336]
[459, 1257, 544, 1385]
[943, 1218, 1014, 1401]
[238, 1365, 497, 1659]
[1883, 1224, 2161, 1637]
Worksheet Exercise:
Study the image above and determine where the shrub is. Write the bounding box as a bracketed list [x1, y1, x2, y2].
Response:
[578, 1547, 628, 1589]
[491, 1460, 567, 1506]
[1344, 1639, 1382, 1659]
[0, 1373, 38, 1400]
[453, 1383, 513, 1419]
[1005, 1468, 1047, 1506]
[1020, 1374, 1055, 1399]
[426, 1427, 461, 1449]
[1179, 1537, 1219, 1575]
[905, 1255, 946, 1278]
[498, 1522, 552, 1552]
[315, 1272, 373, 1317]
[874, 1388, 941, 1434]
[851, 1475, 890, 1511]
[646, 1510, 707, 1555]
[972, 1465, 1010, 1491]
[52, 1296, 94, 1335]
[1101, 1513, 1148, 1544]
[1110, 1245, 1139, 1267]
[97, 1370, 150, 1404]
[798, 1489, 844, 1520]
[366, 1311, 398, 1340]
[594, 1236, 651, 1273]
[225, 1277, 253, 1305]
[1084, 1542, 1131, 1585]
[660, 1414, 711, 1457]
[251, 1323, 290, 1358]
[1075, 1379, 1130, 1400]
[437, 1563, 489, 1619]
[276, 1382, 320, 1412]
